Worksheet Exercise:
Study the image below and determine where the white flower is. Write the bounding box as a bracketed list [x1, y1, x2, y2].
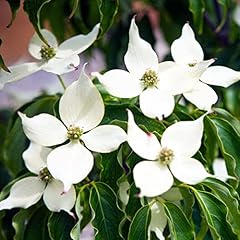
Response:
[213, 158, 235, 182]
[0, 143, 76, 213]
[0, 24, 100, 89]
[148, 188, 182, 240]
[127, 109, 210, 197]
[94, 18, 193, 120]
[170, 23, 240, 111]
[18, 65, 127, 192]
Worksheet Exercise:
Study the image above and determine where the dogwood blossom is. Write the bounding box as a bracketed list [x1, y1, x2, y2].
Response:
[0, 143, 76, 213]
[170, 23, 240, 111]
[0, 24, 99, 89]
[94, 18, 193, 120]
[18, 66, 127, 192]
[127, 110, 210, 197]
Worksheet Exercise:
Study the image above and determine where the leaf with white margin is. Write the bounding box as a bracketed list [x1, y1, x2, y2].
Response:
[90, 182, 124, 240]
[193, 190, 237, 239]
[163, 201, 195, 240]
[127, 205, 151, 240]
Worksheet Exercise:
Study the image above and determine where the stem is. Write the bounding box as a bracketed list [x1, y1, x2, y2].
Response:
[196, 217, 209, 240]
[57, 75, 66, 90]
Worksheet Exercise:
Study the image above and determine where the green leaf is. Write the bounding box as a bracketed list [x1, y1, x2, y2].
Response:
[0, 39, 10, 73]
[6, 0, 21, 27]
[90, 182, 124, 240]
[48, 211, 75, 240]
[12, 206, 38, 240]
[202, 117, 218, 167]
[127, 205, 151, 240]
[97, 0, 119, 38]
[15, 206, 51, 240]
[3, 95, 59, 177]
[68, 0, 79, 20]
[100, 151, 123, 192]
[188, 0, 205, 34]
[23, 0, 52, 45]
[179, 188, 195, 219]
[206, 116, 240, 187]
[125, 184, 141, 220]
[201, 178, 240, 236]
[193, 190, 237, 239]
[213, 107, 240, 135]
[216, 0, 230, 32]
[163, 201, 195, 240]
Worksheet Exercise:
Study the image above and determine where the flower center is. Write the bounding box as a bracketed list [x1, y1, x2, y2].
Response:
[188, 62, 197, 67]
[67, 125, 83, 141]
[140, 69, 159, 88]
[39, 167, 52, 183]
[40, 45, 56, 60]
[159, 147, 174, 165]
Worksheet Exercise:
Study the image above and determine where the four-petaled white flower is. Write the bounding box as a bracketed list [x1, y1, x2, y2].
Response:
[18, 65, 127, 192]
[0, 24, 100, 89]
[170, 23, 240, 111]
[94, 17, 193, 120]
[0, 142, 76, 213]
[127, 109, 210, 197]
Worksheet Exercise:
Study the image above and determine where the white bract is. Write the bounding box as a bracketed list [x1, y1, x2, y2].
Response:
[0, 24, 100, 89]
[0, 143, 76, 213]
[148, 188, 182, 240]
[18, 66, 127, 192]
[213, 158, 235, 182]
[94, 17, 193, 120]
[170, 23, 240, 111]
[127, 110, 210, 197]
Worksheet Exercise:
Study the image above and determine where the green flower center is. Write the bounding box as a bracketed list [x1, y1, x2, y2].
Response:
[140, 69, 159, 88]
[39, 167, 52, 183]
[67, 125, 84, 141]
[40, 45, 56, 60]
[188, 62, 197, 67]
[159, 147, 174, 165]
